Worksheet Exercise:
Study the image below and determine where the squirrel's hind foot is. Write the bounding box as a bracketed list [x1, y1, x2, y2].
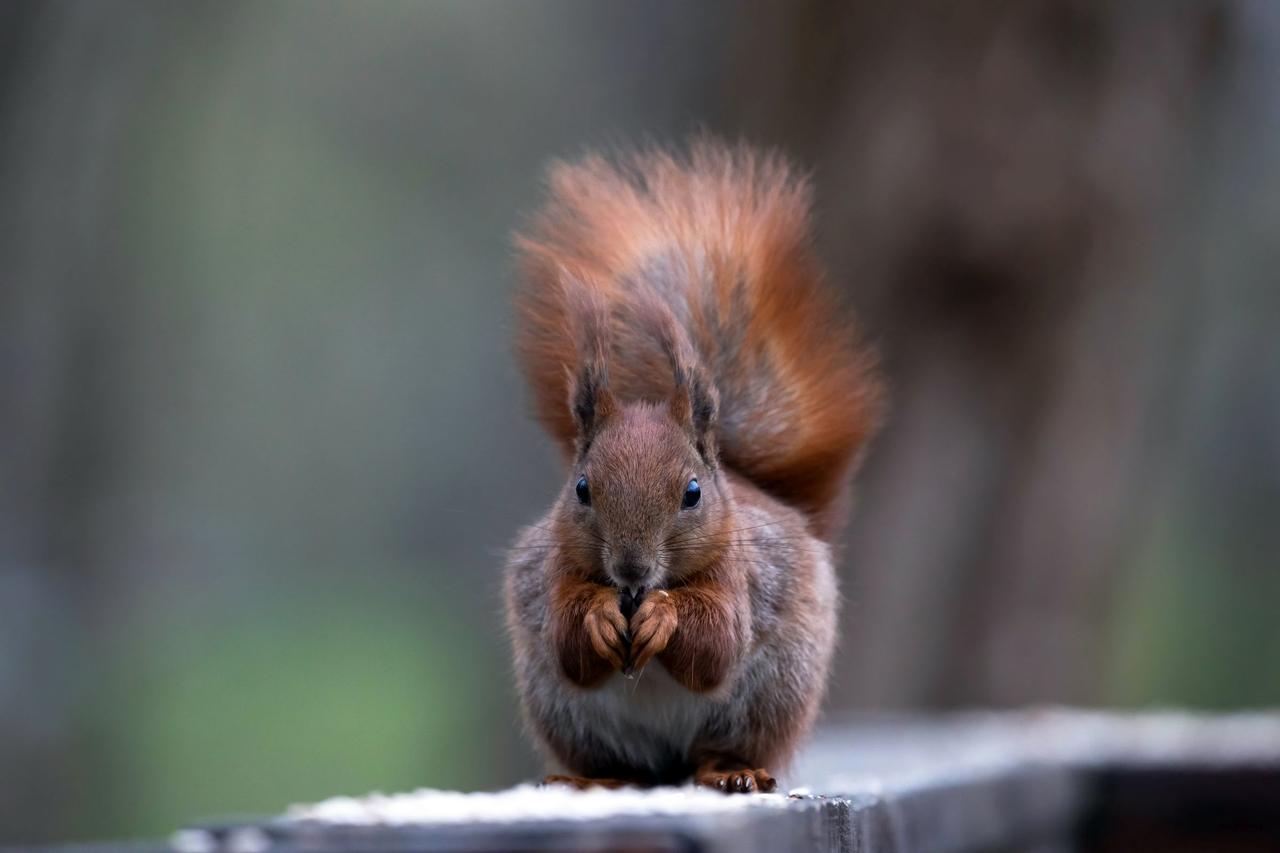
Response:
[541, 774, 633, 790]
[694, 765, 777, 794]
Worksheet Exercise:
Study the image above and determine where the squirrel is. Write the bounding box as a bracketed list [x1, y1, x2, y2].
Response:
[503, 140, 882, 794]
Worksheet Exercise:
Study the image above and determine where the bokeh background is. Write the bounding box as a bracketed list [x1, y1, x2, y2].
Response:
[3, 0, 1278, 843]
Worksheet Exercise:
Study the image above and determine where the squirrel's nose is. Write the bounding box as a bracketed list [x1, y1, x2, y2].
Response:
[613, 562, 651, 595]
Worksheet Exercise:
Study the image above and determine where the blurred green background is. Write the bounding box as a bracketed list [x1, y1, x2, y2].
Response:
[2, 0, 1278, 844]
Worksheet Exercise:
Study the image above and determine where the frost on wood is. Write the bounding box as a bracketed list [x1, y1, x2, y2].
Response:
[286, 783, 793, 826]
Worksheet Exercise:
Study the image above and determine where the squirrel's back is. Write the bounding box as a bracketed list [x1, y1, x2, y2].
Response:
[515, 140, 881, 537]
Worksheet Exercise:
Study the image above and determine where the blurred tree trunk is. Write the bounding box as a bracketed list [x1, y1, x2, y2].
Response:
[725, 0, 1232, 708]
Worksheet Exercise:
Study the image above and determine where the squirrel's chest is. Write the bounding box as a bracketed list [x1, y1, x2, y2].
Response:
[570, 666, 715, 764]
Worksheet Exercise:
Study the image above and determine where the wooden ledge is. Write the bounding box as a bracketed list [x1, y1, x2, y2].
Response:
[35, 710, 1280, 853]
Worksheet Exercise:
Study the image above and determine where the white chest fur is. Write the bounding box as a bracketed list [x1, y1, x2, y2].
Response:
[564, 664, 716, 773]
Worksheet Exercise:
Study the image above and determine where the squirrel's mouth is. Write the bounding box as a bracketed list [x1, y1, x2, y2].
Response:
[618, 586, 645, 621]
[590, 566, 653, 601]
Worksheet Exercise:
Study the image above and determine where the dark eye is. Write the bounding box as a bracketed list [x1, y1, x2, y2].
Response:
[681, 478, 700, 509]
[575, 475, 591, 506]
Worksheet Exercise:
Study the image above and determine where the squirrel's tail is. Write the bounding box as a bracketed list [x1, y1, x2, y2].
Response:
[514, 139, 882, 538]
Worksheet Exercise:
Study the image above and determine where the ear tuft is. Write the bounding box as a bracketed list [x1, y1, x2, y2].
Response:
[569, 360, 615, 455]
[564, 274, 615, 456]
[640, 301, 718, 467]
[673, 364, 718, 466]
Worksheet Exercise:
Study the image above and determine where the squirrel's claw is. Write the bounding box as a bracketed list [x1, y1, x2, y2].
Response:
[585, 588, 630, 670]
[627, 590, 677, 671]
[694, 766, 777, 795]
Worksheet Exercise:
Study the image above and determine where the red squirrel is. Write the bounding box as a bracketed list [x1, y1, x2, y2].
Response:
[503, 140, 882, 793]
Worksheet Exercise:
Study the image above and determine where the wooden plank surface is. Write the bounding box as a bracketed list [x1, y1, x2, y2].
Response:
[26, 711, 1280, 853]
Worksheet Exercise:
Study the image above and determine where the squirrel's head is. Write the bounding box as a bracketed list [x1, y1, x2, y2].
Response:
[556, 326, 724, 596]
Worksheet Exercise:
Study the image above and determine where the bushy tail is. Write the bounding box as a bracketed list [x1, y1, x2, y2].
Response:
[514, 140, 882, 538]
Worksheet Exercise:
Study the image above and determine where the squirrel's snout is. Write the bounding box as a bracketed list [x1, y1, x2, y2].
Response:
[612, 561, 653, 597]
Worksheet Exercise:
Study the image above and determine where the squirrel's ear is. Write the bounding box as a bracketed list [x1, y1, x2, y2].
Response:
[562, 271, 615, 456]
[670, 364, 718, 468]
[637, 297, 719, 467]
[569, 360, 615, 456]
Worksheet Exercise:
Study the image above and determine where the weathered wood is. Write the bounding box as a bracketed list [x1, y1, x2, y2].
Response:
[27, 711, 1280, 852]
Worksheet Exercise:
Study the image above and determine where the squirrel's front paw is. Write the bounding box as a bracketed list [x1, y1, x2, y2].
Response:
[583, 587, 629, 670]
[628, 590, 677, 672]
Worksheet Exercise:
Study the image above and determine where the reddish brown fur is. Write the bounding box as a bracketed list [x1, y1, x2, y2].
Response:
[651, 572, 743, 693]
[515, 140, 882, 539]
[550, 574, 625, 688]
[505, 139, 880, 792]
[545, 399, 745, 693]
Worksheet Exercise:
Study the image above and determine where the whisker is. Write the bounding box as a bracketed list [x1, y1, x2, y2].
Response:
[665, 535, 819, 547]
[663, 538, 824, 553]
[520, 521, 610, 547]
[664, 520, 794, 547]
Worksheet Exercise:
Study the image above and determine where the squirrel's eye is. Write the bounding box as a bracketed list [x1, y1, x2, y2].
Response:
[575, 475, 591, 506]
[681, 478, 700, 509]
